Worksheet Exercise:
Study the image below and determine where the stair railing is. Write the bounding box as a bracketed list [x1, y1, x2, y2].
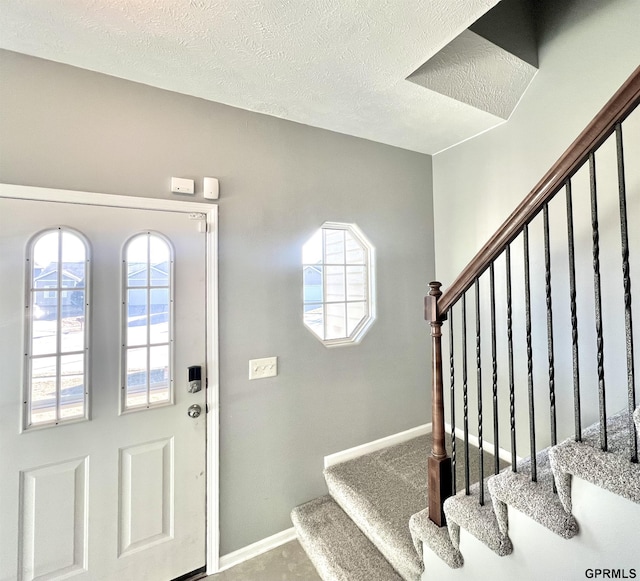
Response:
[426, 65, 640, 527]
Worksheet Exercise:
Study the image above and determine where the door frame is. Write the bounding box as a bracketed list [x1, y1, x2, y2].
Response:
[0, 183, 221, 575]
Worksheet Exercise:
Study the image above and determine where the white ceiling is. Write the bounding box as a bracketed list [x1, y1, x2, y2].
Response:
[0, 0, 520, 155]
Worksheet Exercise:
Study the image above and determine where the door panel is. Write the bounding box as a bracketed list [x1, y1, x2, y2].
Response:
[0, 199, 207, 581]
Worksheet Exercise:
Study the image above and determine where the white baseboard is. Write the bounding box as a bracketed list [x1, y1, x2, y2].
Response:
[324, 423, 433, 469]
[217, 527, 297, 573]
[216, 424, 433, 573]
[444, 422, 523, 465]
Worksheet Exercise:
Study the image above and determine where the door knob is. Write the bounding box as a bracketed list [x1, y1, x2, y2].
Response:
[187, 404, 202, 418]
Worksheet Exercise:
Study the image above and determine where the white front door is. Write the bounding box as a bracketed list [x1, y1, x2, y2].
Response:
[0, 197, 208, 581]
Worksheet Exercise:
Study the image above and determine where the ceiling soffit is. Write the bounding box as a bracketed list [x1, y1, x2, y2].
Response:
[0, 0, 539, 154]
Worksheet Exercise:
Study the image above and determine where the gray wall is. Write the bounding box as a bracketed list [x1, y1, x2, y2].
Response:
[0, 50, 434, 554]
[433, 0, 640, 457]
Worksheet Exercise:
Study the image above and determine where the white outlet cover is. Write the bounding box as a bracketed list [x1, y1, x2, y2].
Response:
[249, 357, 278, 380]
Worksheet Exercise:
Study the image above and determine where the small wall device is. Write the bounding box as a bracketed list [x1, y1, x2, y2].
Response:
[203, 177, 219, 200]
[171, 177, 195, 194]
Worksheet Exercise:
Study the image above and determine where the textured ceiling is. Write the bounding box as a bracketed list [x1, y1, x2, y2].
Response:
[408, 29, 537, 120]
[0, 0, 520, 154]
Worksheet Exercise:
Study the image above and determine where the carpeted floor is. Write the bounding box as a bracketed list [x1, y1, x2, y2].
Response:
[213, 413, 639, 581]
[208, 540, 321, 581]
[551, 408, 640, 510]
[291, 412, 639, 580]
[292, 432, 507, 581]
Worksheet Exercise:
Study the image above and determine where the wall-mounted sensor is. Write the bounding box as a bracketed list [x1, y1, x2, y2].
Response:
[203, 177, 219, 200]
[171, 177, 195, 194]
[188, 365, 202, 393]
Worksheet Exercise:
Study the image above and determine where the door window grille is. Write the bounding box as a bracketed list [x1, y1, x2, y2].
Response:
[303, 222, 375, 346]
[25, 228, 90, 428]
[122, 232, 173, 411]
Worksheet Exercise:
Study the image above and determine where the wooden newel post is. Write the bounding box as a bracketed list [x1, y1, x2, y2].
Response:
[425, 281, 452, 527]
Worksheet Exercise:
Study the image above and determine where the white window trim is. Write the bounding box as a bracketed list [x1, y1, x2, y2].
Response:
[303, 221, 376, 347]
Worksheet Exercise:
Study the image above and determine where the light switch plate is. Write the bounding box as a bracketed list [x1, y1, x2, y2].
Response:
[249, 357, 278, 380]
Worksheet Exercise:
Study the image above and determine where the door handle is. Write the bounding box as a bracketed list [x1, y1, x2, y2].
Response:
[187, 404, 202, 419]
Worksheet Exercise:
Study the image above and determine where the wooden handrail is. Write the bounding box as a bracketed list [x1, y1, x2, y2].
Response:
[438, 65, 640, 319]
[426, 65, 640, 528]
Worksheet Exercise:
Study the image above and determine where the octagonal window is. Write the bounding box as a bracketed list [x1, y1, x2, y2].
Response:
[303, 222, 375, 346]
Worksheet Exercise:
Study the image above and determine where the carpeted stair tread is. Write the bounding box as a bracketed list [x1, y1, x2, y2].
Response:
[443, 478, 513, 557]
[323, 436, 430, 581]
[549, 408, 640, 513]
[409, 507, 463, 569]
[291, 495, 404, 581]
[488, 448, 578, 539]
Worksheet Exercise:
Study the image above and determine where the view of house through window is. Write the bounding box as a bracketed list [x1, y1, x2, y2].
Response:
[303, 222, 375, 345]
[122, 232, 173, 410]
[26, 228, 89, 428]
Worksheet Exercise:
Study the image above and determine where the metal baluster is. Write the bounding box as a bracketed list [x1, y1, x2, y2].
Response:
[462, 293, 470, 495]
[615, 123, 637, 463]
[524, 224, 537, 482]
[449, 308, 457, 493]
[590, 152, 608, 452]
[490, 263, 499, 475]
[506, 245, 517, 472]
[475, 279, 484, 505]
[543, 205, 558, 452]
[565, 179, 582, 442]
[543, 204, 558, 493]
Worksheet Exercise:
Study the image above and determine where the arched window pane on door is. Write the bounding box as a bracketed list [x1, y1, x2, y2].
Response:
[25, 228, 90, 428]
[122, 232, 173, 411]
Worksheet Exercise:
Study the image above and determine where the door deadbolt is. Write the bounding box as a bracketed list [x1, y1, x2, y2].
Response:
[188, 365, 202, 393]
[187, 404, 202, 419]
